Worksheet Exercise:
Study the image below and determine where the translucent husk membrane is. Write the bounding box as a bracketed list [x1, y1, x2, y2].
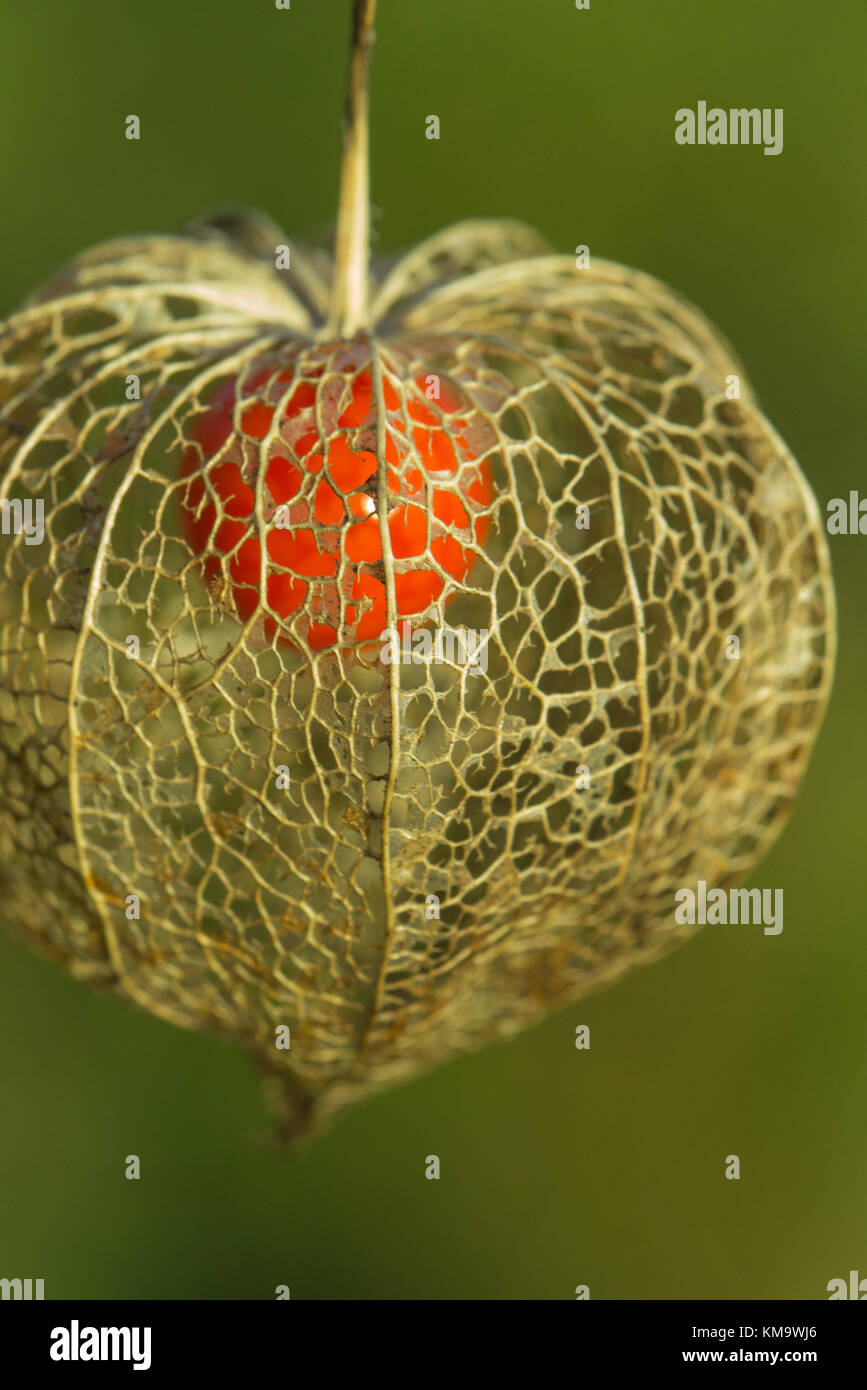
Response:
[0, 212, 834, 1137]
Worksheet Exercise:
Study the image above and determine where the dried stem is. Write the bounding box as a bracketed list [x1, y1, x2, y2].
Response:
[327, 0, 377, 337]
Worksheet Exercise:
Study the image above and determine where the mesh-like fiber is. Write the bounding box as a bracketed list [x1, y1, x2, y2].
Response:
[0, 214, 834, 1133]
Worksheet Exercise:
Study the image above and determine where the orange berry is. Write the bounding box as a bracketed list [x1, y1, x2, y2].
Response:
[179, 359, 494, 652]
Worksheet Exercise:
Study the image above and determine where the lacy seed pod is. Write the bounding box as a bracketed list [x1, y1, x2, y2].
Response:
[0, 2, 834, 1138]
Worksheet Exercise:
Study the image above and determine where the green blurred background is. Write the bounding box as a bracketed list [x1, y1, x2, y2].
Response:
[0, 0, 864, 1300]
